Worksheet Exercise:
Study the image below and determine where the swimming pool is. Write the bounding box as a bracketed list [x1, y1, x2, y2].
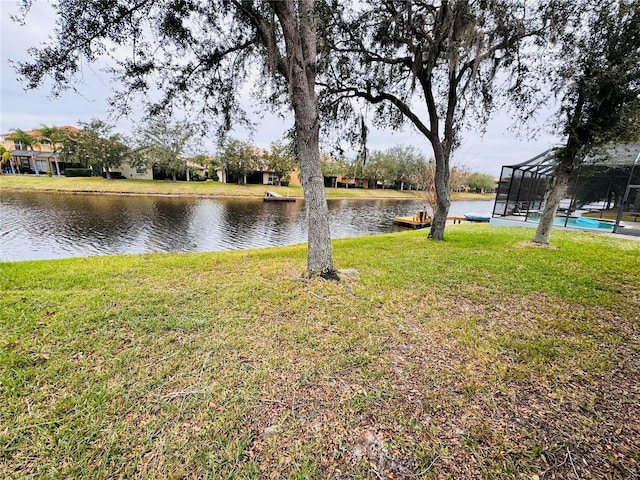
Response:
[490, 216, 614, 231]
[534, 216, 614, 231]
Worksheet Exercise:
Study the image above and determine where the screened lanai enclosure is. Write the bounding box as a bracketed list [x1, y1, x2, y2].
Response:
[493, 143, 640, 237]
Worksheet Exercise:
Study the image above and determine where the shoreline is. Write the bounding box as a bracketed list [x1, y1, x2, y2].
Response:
[0, 176, 495, 202]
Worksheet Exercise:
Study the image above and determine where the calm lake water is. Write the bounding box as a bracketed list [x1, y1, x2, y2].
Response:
[0, 191, 494, 262]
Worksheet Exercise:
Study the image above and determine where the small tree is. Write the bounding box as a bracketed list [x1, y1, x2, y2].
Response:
[217, 139, 260, 185]
[37, 125, 68, 176]
[6, 129, 38, 175]
[0, 147, 11, 173]
[149, 147, 187, 182]
[320, 153, 350, 179]
[363, 150, 392, 189]
[56, 129, 84, 168]
[385, 145, 426, 191]
[264, 141, 297, 186]
[136, 118, 196, 182]
[189, 154, 212, 180]
[449, 166, 470, 193]
[413, 159, 437, 216]
[76, 119, 131, 178]
[467, 173, 496, 194]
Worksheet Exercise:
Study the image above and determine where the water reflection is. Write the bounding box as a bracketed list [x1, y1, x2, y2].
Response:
[146, 198, 197, 252]
[0, 191, 493, 261]
[217, 199, 306, 250]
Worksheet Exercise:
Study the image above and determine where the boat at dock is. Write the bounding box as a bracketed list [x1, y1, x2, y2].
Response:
[263, 191, 296, 202]
[447, 213, 491, 223]
[463, 213, 491, 222]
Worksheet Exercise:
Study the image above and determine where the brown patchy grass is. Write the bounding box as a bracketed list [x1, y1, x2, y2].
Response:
[1, 226, 638, 479]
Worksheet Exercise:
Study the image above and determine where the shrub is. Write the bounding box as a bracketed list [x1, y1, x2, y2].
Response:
[190, 171, 207, 181]
[102, 171, 125, 179]
[65, 168, 93, 177]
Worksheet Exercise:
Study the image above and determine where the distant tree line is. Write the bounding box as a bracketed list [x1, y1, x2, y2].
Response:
[4, 122, 496, 194]
[320, 145, 495, 194]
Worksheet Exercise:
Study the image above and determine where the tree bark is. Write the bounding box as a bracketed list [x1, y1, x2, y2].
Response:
[533, 169, 570, 245]
[534, 86, 582, 246]
[274, 0, 336, 279]
[428, 142, 451, 240]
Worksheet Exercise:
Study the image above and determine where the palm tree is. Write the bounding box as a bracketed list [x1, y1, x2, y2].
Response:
[6, 129, 38, 175]
[37, 125, 66, 175]
[0, 146, 11, 173]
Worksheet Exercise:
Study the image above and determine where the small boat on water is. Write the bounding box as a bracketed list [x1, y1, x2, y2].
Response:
[263, 191, 296, 202]
[464, 213, 491, 222]
[393, 211, 432, 229]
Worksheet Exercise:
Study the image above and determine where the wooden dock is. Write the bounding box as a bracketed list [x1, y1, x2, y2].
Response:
[263, 191, 296, 202]
[394, 213, 491, 228]
[393, 213, 432, 229]
[447, 215, 491, 224]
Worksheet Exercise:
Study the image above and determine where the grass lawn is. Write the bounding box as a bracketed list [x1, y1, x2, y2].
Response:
[1, 226, 639, 479]
[585, 209, 640, 223]
[0, 174, 492, 201]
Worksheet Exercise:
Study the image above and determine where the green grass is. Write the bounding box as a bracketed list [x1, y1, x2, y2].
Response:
[585, 209, 640, 223]
[1, 226, 639, 479]
[0, 174, 492, 201]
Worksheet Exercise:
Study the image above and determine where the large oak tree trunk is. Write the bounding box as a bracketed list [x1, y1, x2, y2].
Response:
[428, 143, 451, 240]
[275, 0, 336, 279]
[297, 116, 335, 278]
[533, 169, 570, 245]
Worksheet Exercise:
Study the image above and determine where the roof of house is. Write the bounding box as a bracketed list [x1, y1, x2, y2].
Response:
[9, 150, 57, 158]
[9, 149, 34, 156]
[1, 125, 80, 139]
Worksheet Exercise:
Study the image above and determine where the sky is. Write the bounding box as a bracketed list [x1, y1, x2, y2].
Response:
[0, 1, 561, 176]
